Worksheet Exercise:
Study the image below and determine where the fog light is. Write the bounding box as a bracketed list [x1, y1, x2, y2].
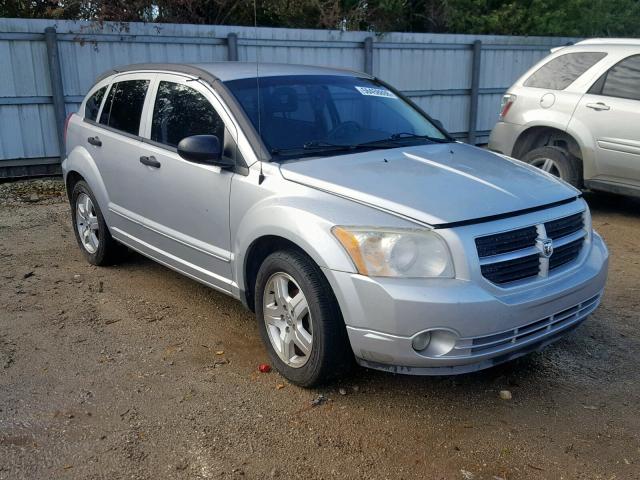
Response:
[411, 329, 458, 357]
[411, 332, 432, 352]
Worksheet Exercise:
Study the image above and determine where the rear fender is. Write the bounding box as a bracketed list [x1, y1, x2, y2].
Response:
[62, 145, 109, 214]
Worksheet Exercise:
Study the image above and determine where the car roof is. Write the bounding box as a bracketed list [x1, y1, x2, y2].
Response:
[576, 38, 640, 47]
[551, 41, 640, 55]
[97, 62, 370, 84]
[192, 62, 368, 81]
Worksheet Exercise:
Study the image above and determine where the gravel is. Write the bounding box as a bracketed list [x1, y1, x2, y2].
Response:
[0, 177, 66, 205]
[1, 178, 639, 479]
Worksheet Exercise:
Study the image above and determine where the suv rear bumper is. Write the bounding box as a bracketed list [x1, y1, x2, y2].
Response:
[488, 121, 524, 157]
[324, 232, 608, 375]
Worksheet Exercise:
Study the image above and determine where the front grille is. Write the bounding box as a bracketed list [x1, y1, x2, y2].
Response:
[475, 226, 538, 257]
[475, 211, 587, 285]
[545, 212, 584, 239]
[549, 238, 583, 270]
[480, 254, 539, 284]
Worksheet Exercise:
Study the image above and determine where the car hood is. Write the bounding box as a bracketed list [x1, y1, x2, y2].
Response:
[279, 142, 579, 226]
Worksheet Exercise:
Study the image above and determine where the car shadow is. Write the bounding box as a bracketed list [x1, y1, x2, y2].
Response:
[583, 190, 640, 218]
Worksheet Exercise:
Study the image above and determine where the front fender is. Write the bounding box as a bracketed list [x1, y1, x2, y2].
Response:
[232, 197, 357, 288]
[62, 146, 109, 214]
[230, 172, 419, 301]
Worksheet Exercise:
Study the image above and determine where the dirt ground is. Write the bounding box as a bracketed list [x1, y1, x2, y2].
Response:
[0, 178, 639, 480]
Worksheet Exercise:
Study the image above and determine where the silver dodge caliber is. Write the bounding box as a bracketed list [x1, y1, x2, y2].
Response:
[63, 62, 609, 386]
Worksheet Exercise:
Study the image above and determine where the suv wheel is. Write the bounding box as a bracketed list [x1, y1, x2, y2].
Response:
[521, 146, 582, 188]
[254, 249, 351, 387]
[71, 180, 124, 266]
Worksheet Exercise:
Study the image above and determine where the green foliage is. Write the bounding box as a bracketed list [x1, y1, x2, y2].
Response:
[2, 0, 640, 37]
[446, 0, 640, 36]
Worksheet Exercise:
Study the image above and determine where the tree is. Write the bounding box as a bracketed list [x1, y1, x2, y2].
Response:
[2, 0, 640, 37]
[445, 0, 640, 37]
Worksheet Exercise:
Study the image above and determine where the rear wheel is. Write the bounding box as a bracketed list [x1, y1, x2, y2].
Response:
[255, 249, 351, 387]
[71, 181, 125, 265]
[521, 146, 582, 188]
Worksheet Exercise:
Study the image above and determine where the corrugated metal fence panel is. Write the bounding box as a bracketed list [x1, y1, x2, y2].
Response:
[0, 31, 58, 161]
[375, 47, 474, 134]
[0, 18, 579, 167]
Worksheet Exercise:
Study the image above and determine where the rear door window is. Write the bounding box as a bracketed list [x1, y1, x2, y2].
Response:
[524, 52, 607, 90]
[590, 55, 640, 101]
[84, 86, 106, 121]
[99, 79, 150, 136]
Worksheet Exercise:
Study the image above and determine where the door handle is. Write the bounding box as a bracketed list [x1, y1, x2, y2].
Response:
[87, 136, 102, 147]
[586, 102, 610, 111]
[139, 155, 161, 168]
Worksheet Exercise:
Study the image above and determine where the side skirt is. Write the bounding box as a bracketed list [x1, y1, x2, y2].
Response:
[112, 226, 240, 299]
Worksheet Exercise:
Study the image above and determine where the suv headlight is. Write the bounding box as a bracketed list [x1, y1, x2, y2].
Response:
[332, 227, 454, 278]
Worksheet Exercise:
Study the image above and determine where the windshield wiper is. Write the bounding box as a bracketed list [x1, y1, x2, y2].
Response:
[346, 133, 453, 150]
[270, 134, 451, 158]
[388, 132, 454, 143]
[271, 141, 395, 156]
[303, 141, 354, 151]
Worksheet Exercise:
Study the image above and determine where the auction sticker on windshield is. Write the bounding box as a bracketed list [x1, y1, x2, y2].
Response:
[355, 86, 397, 98]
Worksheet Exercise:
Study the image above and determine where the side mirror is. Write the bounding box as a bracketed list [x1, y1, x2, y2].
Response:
[177, 135, 233, 167]
[432, 119, 444, 130]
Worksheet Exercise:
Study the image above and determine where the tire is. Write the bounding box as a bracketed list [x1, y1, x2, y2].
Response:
[521, 146, 582, 188]
[70, 180, 125, 266]
[254, 249, 352, 387]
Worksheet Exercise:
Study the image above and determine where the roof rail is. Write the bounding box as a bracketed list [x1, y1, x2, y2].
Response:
[576, 38, 640, 46]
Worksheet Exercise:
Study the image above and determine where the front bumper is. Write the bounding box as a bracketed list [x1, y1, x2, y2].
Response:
[323, 232, 608, 375]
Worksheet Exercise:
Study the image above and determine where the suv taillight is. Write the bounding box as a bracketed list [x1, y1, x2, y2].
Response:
[499, 94, 517, 120]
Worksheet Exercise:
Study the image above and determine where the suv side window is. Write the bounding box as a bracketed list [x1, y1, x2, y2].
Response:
[85, 86, 107, 121]
[589, 54, 640, 101]
[151, 81, 225, 148]
[524, 52, 607, 90]
[99, 79, 150, 136]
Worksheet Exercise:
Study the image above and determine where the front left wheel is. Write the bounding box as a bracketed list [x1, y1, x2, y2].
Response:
[254, 249, 352, 387]
[70, 180, 124, 266]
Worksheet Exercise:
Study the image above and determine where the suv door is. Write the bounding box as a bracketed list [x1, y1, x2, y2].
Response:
[131, 74, 237, 292]
[571, 54, 640, 186]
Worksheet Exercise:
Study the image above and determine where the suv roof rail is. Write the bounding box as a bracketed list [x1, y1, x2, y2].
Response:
[576, 38, 640, 46]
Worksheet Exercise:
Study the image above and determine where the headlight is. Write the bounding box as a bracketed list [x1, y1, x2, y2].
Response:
[332, 226, 454, 278]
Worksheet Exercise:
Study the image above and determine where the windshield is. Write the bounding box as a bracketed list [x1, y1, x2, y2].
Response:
[224, 75, 450, 158]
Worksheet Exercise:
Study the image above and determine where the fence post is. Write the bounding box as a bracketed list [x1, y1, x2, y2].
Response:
[363, 37, 373, 75]
[44, 26, 66, 160]
[227, 33, 238, 61]
[467, 40, 482, 145]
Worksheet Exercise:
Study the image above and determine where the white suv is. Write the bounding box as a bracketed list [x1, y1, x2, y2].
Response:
[489, 38, 640, 197]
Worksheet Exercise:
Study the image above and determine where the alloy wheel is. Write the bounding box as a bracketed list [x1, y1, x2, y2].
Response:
[262, 272, 313, 368]
[75, 193, 100, 254]
[531, 157, 561, 177]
